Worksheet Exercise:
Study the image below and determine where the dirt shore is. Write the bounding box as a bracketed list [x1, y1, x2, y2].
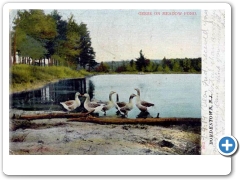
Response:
[9, 110, 201, 155]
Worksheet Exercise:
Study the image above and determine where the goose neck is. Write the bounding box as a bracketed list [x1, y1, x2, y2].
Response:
[75, 95, 79, 101]
[129, 98, 133, 104]
[116, 94, 119, 102]
[109, 94, 113, 101]
[84, 95, 90, 103]
[136, 95, 140, 102]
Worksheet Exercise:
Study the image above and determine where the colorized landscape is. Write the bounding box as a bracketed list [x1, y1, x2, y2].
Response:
[9, 9, 201, 155]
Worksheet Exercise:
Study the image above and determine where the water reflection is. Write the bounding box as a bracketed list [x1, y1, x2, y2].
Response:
[136, 111, 151, 118]
[10, 78, 87, 111]
[10, 74, 201, 118]
[87, 80, 95, 101]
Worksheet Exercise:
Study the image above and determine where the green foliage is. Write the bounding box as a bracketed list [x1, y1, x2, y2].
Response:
[163, 66, 171, 73]
[11, 10, 97, 68]
[159, 57, 201, 73]
[18, 36, 47, 60]
[157, 65, 163, 72]
[172, 61, 182, 72]
[182, 58, 191, 72]
[45, 10, 68, 59]
[146, 61, 158, 72]
[95, 62, 110, 72]
[79, 23, 97, 71]
[104, 57, 201, 74]
[10, 64, 91, 92]
[16, 10, 57, 40]
[135, 50, 149, 71]
[126, 60, 137, 72]
[65, 16, 81, 57]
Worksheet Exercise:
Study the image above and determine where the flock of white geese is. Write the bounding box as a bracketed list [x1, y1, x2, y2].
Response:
[60, 88, 154, 117]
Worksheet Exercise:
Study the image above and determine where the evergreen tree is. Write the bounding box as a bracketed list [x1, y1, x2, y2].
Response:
[135, 50, 149, 71]
[79, 23, 97, 71]
[64, 15, 82, 67]
[46, 10, 68, 66]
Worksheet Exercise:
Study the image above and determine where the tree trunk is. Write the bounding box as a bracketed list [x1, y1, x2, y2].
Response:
[88, 62, 91, 72]
[50, 58, 53, 66]
[12, 33, 17, 64]
[9, 55, 12, 67]
[12, 111, 94, 120]
[67, 117, 201, 125]
[9, 36, 12, 66]
[11, 112, 201, 126]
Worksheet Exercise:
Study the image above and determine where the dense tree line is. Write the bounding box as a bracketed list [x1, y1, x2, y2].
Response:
[11, 10, 97, 70]
[10, 10, 201, 74]
[96, 50, 201, 73]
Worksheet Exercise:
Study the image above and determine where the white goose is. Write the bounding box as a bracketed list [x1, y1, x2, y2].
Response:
[118, 94, 136, 117]
[134, 88, 154, 112]
[81, 93, 104, 114]
[102, 91, 116, 115]
[60, 92, 81, 112]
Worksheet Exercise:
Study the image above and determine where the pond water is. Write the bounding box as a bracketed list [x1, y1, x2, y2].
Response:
[10, 78, 87, 112]
[10, 74, 201, 118]
[88, 74, 201, 118]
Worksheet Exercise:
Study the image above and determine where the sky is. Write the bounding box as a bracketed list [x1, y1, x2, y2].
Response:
[10, 9, 201, 62]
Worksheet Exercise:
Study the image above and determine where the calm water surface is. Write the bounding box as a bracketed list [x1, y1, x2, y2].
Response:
[89, 74, 201, 118]
[10, 74, 201, 118]
[10, 78, 87, 112]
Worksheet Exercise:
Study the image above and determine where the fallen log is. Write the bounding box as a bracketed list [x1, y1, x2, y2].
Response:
[11, 111, 201, 125]
[12, 110, 94, 121]
[67, 116, 201, 125]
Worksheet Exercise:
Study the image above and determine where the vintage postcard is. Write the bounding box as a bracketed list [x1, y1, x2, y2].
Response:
[3, 2, 233, 175]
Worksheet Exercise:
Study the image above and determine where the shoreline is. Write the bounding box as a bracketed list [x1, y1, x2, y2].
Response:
[10, 72, 200, 94]
[9, 110, 201, 155]
[10, 75, 93, 95]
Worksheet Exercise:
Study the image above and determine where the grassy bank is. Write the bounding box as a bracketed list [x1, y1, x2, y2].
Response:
[10, 64, 201, 93]
[10, 64, 91, 93]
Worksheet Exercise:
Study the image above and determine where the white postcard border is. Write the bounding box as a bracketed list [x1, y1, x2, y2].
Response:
[3, 2, 232, 175]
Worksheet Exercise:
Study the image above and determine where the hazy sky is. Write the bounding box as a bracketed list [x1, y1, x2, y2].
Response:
[11, 9, 201, 62]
